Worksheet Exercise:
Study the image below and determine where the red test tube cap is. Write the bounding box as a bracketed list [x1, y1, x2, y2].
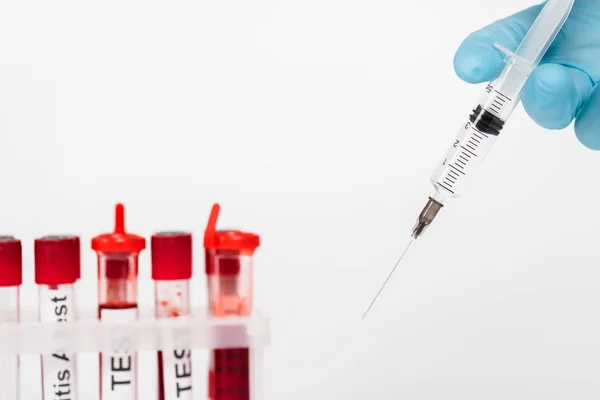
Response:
[92, 203, 146, 253]
[203, 204, 260, 276]
[151, 231, 193, 280]
[35, 235, 81, 285]
[0, 236, 22, 287]
[203, 204, 260, 254]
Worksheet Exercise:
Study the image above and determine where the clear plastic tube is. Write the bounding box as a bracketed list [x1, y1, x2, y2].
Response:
[97, 252, 140, 400]
[33, 235, 80, 400]
[202, 203, 260, 400]
[151, 231, 194, 400]
[93, 204, 145, 400]
[155, 280, 192, 400]
[206, 250, 254, 400]
[0, 286, 19, 400]
[38, 284, 78, 400]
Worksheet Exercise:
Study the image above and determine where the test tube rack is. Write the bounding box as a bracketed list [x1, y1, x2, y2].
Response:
[0, 308, 270, 399]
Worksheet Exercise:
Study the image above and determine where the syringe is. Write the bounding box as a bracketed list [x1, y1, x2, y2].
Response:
[413, 0, 575, 238]
[363, 0, 575, 319]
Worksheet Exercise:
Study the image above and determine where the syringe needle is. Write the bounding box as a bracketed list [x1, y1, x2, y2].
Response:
[362, 238, 414, 320]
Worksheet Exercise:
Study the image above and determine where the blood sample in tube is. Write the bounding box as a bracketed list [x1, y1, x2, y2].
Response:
[0, 236, 22, 400]
[35, 235, 81, 400]
[203, 204, 260, 400]
[92, 204, 145, 400]
[151, 231, 193, 400]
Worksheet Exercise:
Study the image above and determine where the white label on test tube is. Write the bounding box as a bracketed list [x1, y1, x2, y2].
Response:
[100, 307, 138, 400]
[39, 287, 78, 400]
[160, 316, 193, 400]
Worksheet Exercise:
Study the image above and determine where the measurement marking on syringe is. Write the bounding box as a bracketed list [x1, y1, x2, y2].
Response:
[473, 132, 484, 141]
[494, 90, 511, 102]
[460, 146, 476, 157]
[490, 104, 501, 112]
[445, 176, 456, 184]
[448, 170, 459, 178]
[470, 136, 481, 144]
[472, 127, 489, 138]
[458, 155, 469, 162]
[437, 182, 454, 193]
[466, 143, 477, 151]
[449, 165, 465, 175]
[493, 98, 504, 105]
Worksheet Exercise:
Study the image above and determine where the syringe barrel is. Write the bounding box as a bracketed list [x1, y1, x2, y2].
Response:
[478, 59, 530, 122]
[480, 0, 575, 121]
[430, 110, 499, 199]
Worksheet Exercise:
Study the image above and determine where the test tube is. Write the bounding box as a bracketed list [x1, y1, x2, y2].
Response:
[92, 204, 146, 400]
[203, 204, 260, 400]
[34, 235, 81, 400]
[151, 232, 193, 400]
[0, 236, 22, 400]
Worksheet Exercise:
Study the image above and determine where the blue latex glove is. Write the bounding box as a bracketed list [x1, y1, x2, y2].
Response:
[454, 0, 600, 149]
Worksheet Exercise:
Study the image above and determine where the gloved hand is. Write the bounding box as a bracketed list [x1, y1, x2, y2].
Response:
[453, 0, 600, 149]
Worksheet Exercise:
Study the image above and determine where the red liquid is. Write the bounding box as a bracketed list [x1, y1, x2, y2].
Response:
[98, 303, 138, 399]
[157, 351, 165, 400]
[98, 302, 138, 316]
[209, 348, 250, 400]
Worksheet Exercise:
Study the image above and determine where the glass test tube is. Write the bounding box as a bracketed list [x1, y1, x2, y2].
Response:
[203, 204, 260, 400]
[151, 232, 193, 400]
[34, 235, 81, 400]
[0, 236, 22, 400]
[92, 204, 146, 400]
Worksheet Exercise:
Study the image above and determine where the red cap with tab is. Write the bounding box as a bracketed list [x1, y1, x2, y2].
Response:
[151, 232, 192, 281]
[203, 203, 260, 254]
[92, 203, 146, 253]
[35, 235, 80, 285]
[0, 236, 22, 287]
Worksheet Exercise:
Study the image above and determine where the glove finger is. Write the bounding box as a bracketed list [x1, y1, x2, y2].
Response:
[521, 63, 593, 130]
[454, 4, 543, 83]
[575, 85, 600, 150]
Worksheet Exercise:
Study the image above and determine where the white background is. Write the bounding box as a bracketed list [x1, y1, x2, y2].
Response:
[1, 0, 599, 399]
